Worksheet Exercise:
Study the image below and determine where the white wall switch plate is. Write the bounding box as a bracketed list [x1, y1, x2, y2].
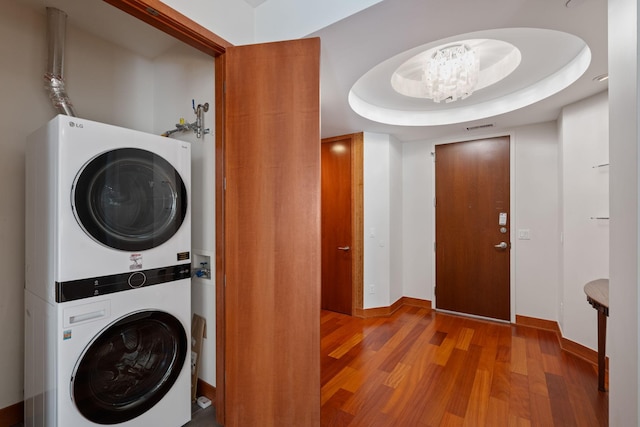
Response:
[517, 229, 531, 240]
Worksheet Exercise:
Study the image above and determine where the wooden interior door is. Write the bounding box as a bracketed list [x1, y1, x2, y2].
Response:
[222, 38, 321, 426]
[435, 137, 511, 321]
[321, 136, 353, 314]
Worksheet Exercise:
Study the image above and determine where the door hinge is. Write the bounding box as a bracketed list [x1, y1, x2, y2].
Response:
[224, 177, 227, 191]
[434, 242, 436, 251]
[433, 197, 436, 207]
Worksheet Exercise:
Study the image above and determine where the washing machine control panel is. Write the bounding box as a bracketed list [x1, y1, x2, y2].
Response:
[55, 264, 191, 302]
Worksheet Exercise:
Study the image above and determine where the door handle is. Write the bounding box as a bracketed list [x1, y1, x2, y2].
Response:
[337, 246, 350, 251]
[494, 242, 508, 249]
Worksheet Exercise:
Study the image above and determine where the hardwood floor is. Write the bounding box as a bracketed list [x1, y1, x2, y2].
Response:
[321, 306, 608, 427]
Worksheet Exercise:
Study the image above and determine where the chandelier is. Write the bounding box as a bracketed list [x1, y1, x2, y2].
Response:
[424, 44, 479, 103]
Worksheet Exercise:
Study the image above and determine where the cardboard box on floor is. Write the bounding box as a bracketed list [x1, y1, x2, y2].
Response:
[191, 313, 207, 401]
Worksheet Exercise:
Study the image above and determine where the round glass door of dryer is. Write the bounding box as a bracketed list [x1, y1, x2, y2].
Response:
[71, 310, 188, 425]
[72, 148, 187, 251]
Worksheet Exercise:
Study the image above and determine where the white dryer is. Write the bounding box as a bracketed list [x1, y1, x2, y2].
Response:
[24, 278, 191, 427]
[25, 114, 191, 303]
[25, 115, 192, 426]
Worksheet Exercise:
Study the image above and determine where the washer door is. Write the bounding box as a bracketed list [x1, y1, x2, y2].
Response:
[71, 310, 188, 425]
[73, 148, 187, 251]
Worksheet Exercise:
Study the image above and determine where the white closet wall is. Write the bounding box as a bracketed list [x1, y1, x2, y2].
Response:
[558, 91, 609, 350]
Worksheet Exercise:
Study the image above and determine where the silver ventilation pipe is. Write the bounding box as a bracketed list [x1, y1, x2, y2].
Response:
[44, 7, 77, 117]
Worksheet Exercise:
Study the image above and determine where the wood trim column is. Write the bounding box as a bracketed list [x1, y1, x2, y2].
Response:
[351, 133, 364, 314]
[214, 53, 226, 425]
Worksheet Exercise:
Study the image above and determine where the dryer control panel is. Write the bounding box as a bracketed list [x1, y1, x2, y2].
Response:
[55, 264, 191, 302]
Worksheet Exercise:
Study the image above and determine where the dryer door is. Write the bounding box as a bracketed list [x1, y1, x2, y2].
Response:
[73, 148, 187, 251]
[71, 310, 188, 424]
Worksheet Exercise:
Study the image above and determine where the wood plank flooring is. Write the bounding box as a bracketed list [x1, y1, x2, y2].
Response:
[321, 306, 608, 427]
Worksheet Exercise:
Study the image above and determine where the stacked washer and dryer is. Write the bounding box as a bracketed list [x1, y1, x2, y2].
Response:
[25, 115, 193, 427]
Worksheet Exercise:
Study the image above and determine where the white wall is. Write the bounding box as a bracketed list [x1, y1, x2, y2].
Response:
[401, 124, 561, 322]
[401, 142, 433, 300]
[559, 92, 609, 350]
[608, 0, 639, 423]
[389, 136, 404, 304]
[152, 45, 217, 387]
[65, 26, 155, 132]
[0, 2, 49, 409]
[0, 2, 215, 409]
[513, 122, 561, 322]
[363, 132, 403, 308]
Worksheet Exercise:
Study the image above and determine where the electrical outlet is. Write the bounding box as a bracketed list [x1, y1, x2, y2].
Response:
[369, 284, 375, 294]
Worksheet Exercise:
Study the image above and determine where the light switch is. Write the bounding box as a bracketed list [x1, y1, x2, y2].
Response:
[518, 229, 531, 240]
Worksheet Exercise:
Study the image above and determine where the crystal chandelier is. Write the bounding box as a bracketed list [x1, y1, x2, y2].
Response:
[424, 44, 479, 103]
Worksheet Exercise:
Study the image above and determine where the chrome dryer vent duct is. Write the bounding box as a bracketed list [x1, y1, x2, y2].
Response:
[44, 7, 77, 117]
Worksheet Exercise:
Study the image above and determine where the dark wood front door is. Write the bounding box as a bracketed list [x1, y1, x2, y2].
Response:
[222, 38, 321, 426]
[435, 137, 511, 321]
[321, 136, 353, 315]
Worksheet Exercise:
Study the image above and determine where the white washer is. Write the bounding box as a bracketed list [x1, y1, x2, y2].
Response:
[25, 115, 192, 426]
[25, 279, 191, 427]
[26, 115, 191, 303]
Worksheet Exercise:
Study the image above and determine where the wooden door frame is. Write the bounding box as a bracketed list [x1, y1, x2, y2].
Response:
[321, 133, 364, 316]
[431, 134, 516, 323]
[103, 0, 230, 422]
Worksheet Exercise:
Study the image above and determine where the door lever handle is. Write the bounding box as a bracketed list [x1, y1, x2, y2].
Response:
[337, 246, 350, 251]
[494, 242, 508, 249]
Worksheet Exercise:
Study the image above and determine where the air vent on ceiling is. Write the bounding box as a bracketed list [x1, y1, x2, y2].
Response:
[466, 123, 495, 131]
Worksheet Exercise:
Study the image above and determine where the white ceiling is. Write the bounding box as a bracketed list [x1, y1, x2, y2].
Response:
[310, 0, 608, 142]
[22, 0, 608, 143]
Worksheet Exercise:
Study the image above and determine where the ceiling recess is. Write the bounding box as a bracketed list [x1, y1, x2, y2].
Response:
[349, 28, 591, 127]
